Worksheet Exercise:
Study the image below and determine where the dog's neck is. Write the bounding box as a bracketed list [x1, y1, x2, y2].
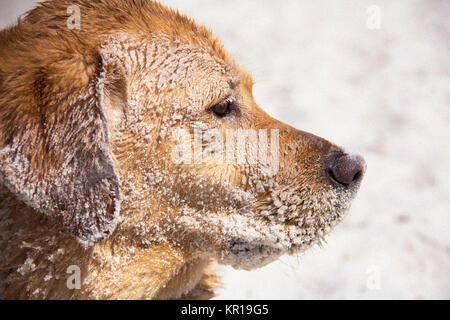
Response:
[0, 185, 215, 299]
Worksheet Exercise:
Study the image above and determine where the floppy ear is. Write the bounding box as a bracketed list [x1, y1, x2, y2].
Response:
[0, 44, 125, 247]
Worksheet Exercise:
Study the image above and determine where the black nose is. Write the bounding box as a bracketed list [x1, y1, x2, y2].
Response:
[327, 152, 366, 187]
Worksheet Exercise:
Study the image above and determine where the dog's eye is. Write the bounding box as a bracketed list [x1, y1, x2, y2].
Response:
[209, 98, 235, 118]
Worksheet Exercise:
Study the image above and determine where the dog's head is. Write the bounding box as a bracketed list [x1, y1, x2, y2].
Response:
[0, 0, 366, 270]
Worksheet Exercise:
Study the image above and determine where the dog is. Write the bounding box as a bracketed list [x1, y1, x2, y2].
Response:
[0, 0, 366, 299]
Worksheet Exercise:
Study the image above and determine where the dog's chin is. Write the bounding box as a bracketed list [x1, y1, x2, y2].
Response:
[217, 220, 335, 271]
[217, 210, 344, 271]
[175, 180, 359, 271]
[216, 187, 357, 271]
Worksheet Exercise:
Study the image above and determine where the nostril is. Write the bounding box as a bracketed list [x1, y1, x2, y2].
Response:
[352, 170, 362, 182]
[326, 153, 366, 187]
[326, 168, 347, 186]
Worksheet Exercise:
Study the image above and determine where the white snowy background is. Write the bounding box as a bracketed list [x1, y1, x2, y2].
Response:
[1, 0, 449, 299]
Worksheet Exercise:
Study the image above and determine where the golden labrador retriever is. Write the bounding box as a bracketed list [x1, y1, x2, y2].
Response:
[0, 0, 366, 299]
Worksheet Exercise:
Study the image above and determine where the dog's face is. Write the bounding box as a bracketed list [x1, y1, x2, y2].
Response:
[0, 1, 366, 272]
[103, 31, 366, 270]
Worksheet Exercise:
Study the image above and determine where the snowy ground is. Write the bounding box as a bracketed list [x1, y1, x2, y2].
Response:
[1, 0, 449, 299]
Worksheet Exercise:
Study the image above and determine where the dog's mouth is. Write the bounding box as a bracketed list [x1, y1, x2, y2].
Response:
[170, 163, 362, 271]
[214, 185, 357, 270]
[219, 211, 345, 270]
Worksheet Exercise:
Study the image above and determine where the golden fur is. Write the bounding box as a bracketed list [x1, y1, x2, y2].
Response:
[0, 0, 364, 299]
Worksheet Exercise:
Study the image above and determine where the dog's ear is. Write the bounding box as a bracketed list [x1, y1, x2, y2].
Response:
[0, 44, 126, 247]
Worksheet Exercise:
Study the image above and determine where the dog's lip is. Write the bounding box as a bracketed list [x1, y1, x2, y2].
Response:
[226, 231, 329, 261]
[223, 238, 285, 269]
[227, 235, 309, 255]
[228, 238, 278, 255]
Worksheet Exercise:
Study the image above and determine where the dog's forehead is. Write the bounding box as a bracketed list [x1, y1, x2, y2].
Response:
[149, 19, 243, 86]
[123, 34, 245, 97]
[168, 35, 243, 87]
